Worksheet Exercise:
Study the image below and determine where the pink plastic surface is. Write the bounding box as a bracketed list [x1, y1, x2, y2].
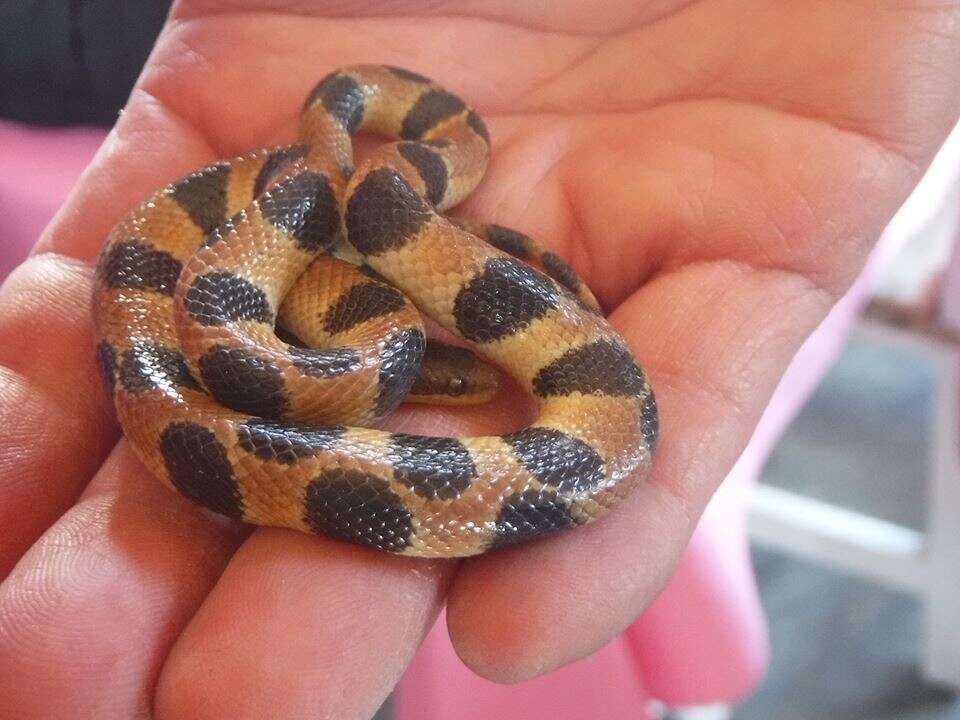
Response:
[395, 611, 652, 720]
[0, 120, 106, 279]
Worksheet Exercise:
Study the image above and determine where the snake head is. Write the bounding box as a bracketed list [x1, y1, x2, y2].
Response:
[408, 340, 504, 405]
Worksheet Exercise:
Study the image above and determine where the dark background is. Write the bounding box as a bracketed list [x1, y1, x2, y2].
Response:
[0, 1, 171, 125]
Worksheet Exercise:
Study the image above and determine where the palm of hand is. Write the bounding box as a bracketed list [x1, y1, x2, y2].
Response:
[0, 1, 955, 718]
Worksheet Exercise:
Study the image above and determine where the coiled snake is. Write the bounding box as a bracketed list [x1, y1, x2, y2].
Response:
[92, 65, 658, 557]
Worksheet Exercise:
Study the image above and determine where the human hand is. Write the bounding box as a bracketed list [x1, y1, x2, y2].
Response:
[1, 1, 957, 717]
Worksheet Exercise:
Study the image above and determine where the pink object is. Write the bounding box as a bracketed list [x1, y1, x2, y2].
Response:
[0, 120, 106, 279]
[396, 613, 653, 720]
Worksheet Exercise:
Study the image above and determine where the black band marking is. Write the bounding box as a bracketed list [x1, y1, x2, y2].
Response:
[99, 240, 182, 296]
[346, 168, 431, 256]
[238, 420, 345, 464]
[401, 89, 466, 140]
[305, 468, 413, 552]
[184, 271, 273, 327]
[385, 66, 432, 83]
[170, 163, 231, 235]
[453, 258, 560, 343]
[160, 422, 243, 518]
[289, 346, 362, 378]
[483, 225, 532, 260]
[389, 433, 477, 500]
[490, 489, 577, 549]
[275, 324, 308, 348]
[397, 141, 448, 206]
[641, 389, 659, 454]
[119, 342, 200, 395]
[253, 145, 309, 198]
[259, 171, 341, 253]
[305, 73, 366, 132]
[541, 251, 582, 294]
[201, 211, 242, 249]
[96, 340, 117, 392]
[376, 328, 426, 417]
[357, 263, 388, 283]
[533, 340, 646, 398]
[502, 427, 605, 493]
[324, 281, 407, 334]
[466, 109, 490, 145]
[199, 345, 288, 419]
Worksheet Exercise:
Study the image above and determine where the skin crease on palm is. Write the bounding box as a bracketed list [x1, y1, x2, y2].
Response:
[0, 0, 956, 717]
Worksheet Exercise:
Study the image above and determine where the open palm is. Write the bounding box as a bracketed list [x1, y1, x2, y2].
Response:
[1, 1, 957, 717]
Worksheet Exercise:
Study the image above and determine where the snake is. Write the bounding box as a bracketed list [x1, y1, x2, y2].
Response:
[92, 65, 659, 557]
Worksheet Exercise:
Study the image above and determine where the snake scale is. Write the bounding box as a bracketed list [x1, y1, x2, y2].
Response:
[92, 65, 659, 557]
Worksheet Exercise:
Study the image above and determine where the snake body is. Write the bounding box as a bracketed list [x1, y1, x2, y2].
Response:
[92, 65, 658, 557]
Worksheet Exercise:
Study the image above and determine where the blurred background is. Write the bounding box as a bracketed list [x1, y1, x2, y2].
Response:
[2, 2, 958, 718]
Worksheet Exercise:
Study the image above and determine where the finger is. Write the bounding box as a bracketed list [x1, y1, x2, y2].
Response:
[152, 387, 528, 720]
[172, 0, 960, 167]
[154, 530, 450, 720]
[484, 106, 922, 314]
[0, 443, 243, 719]
[431, 63, 941, 684]
[0, 257, 116, 575]
[446, 257, 835, 682]
[0, 49, 223, 574]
